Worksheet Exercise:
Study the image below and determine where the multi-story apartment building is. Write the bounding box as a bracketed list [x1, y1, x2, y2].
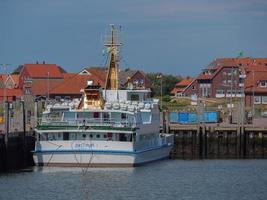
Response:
[172, 57, 267, 107]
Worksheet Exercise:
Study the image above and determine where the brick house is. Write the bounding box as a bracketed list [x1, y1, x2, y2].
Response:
[12, 63, 66, 97]
[0, 88, 22, 102]
[181, 58, 266, 98]
[0, 74, 20, 89]
[244, 64, 267, 107]
[0, 74, 22, 101]
[119, 68, 150, 89]
[182, 58, 242, 98]
[170, 77, 195, 97]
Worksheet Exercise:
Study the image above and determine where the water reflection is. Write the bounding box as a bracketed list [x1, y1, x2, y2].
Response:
[0, 160, 266, 200]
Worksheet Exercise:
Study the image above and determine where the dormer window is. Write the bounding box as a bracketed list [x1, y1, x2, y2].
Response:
[259, 81, 267, 88]
[79, 70, 91, 75]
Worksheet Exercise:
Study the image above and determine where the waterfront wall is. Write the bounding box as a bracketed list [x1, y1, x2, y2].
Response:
[170, 128, 267, 159]
[0, 133, 35, 173]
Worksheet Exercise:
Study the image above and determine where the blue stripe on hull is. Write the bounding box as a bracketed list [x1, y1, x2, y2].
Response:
[33, 145, 172, 155]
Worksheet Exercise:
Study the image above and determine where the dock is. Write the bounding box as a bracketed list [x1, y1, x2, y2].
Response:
[162, 112, 267, 159]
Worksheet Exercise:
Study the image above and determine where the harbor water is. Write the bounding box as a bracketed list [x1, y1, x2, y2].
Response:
[0, 160, 266, 200]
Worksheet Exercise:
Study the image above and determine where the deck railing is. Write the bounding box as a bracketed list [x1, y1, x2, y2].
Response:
[39, 117, 136, 128]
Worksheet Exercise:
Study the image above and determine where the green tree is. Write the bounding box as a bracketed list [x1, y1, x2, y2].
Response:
[146, 73, 182, 96]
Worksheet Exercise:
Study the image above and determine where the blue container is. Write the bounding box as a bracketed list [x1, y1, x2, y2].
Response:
[203, 112, 217, 123]
[169, 112, 179, 123]
[178, 112, 189, 124]
[188, 113, 198, 123]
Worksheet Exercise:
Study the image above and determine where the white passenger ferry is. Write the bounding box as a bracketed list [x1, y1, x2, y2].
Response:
[33, 25, 173, 167]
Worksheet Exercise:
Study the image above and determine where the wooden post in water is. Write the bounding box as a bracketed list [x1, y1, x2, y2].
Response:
[4, 102, 10, 145]
[226, 131, 229, 157]
[253, 132, 256, 158]
[204, 126, 207, 159]
[190, 131, 194, 159]
[165, 111, 170, 134]
[34, 99, 38, 127]
[243, 129, 247, 158]
[198, 126, 203, 159]
[261, 132, 264, 158]
[21, 99, 26, 168]
[217, 131, 220, 158]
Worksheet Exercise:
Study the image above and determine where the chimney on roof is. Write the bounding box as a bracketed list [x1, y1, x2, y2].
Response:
[43, 61, 46, 64]
[36, 61, 39, 64]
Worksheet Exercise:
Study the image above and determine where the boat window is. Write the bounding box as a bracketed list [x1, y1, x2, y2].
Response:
[40, 133, 47, 141]
[96, 134, 100, 138]
[130, 94, 139, 101]
[90, 134, 93, 138]
[119, 133, 127, 141]
[111, 112, 121, 123]
[104, 134, 107, 138]
[107, 132, 112, 138]
[77, 112, 91, 119]
[121, 113, 126, 119]
[82, 133, 86, 139]
[141, 112, 152, 124]
[93, 112, 100, 118]
[63, 132, 69, 141]
[70, 133, 76, 140]
[127, 115, 135, 126]
[103, 112, 110, 121]
[63, 112, 76, 121]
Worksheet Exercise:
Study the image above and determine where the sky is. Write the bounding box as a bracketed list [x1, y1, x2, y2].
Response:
[0, 0, 267, 76]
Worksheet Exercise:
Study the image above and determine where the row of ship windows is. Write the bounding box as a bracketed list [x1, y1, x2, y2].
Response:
[40, 132, 132, 142]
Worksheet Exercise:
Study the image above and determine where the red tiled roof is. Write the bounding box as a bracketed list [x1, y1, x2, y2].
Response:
[208, 57, 267, 69]
[0, 74, 20, 88]
[63, 73, 76, 79]
[0, 88, 22, 97]
[170, 88, 184, 94]
[29, 79, 64, 96]
[23, 64, 63, 78]
[10, 74, 20, 86]
[244, 63, 267, 93]
[85, 68, 107, 83]
[175, 78, 194, 86]
[50, 73, 105, 95]
[245, 71, 267, 93]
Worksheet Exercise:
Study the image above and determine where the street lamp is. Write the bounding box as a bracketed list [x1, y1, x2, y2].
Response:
[156, 74, 163, 110]
[47, 71, 50, 101]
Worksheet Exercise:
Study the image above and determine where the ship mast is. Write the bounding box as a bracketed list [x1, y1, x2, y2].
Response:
[104, 24, 122, 90]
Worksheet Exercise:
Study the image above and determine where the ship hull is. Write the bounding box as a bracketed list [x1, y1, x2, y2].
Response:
[33, 145, 172, 167]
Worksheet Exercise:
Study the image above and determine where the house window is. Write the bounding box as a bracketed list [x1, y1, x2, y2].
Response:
[216, 89, 224, 94]
[262, 96, 267, 104]
[226, 90, 234, 95]
[25, 88, 31, 95]
[259, 81, 267, 87]
[192, 86, 195, 90]
[79, 70, 90, 75]
[235, 90, 242, 95]
[254, 96, 261, 104]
